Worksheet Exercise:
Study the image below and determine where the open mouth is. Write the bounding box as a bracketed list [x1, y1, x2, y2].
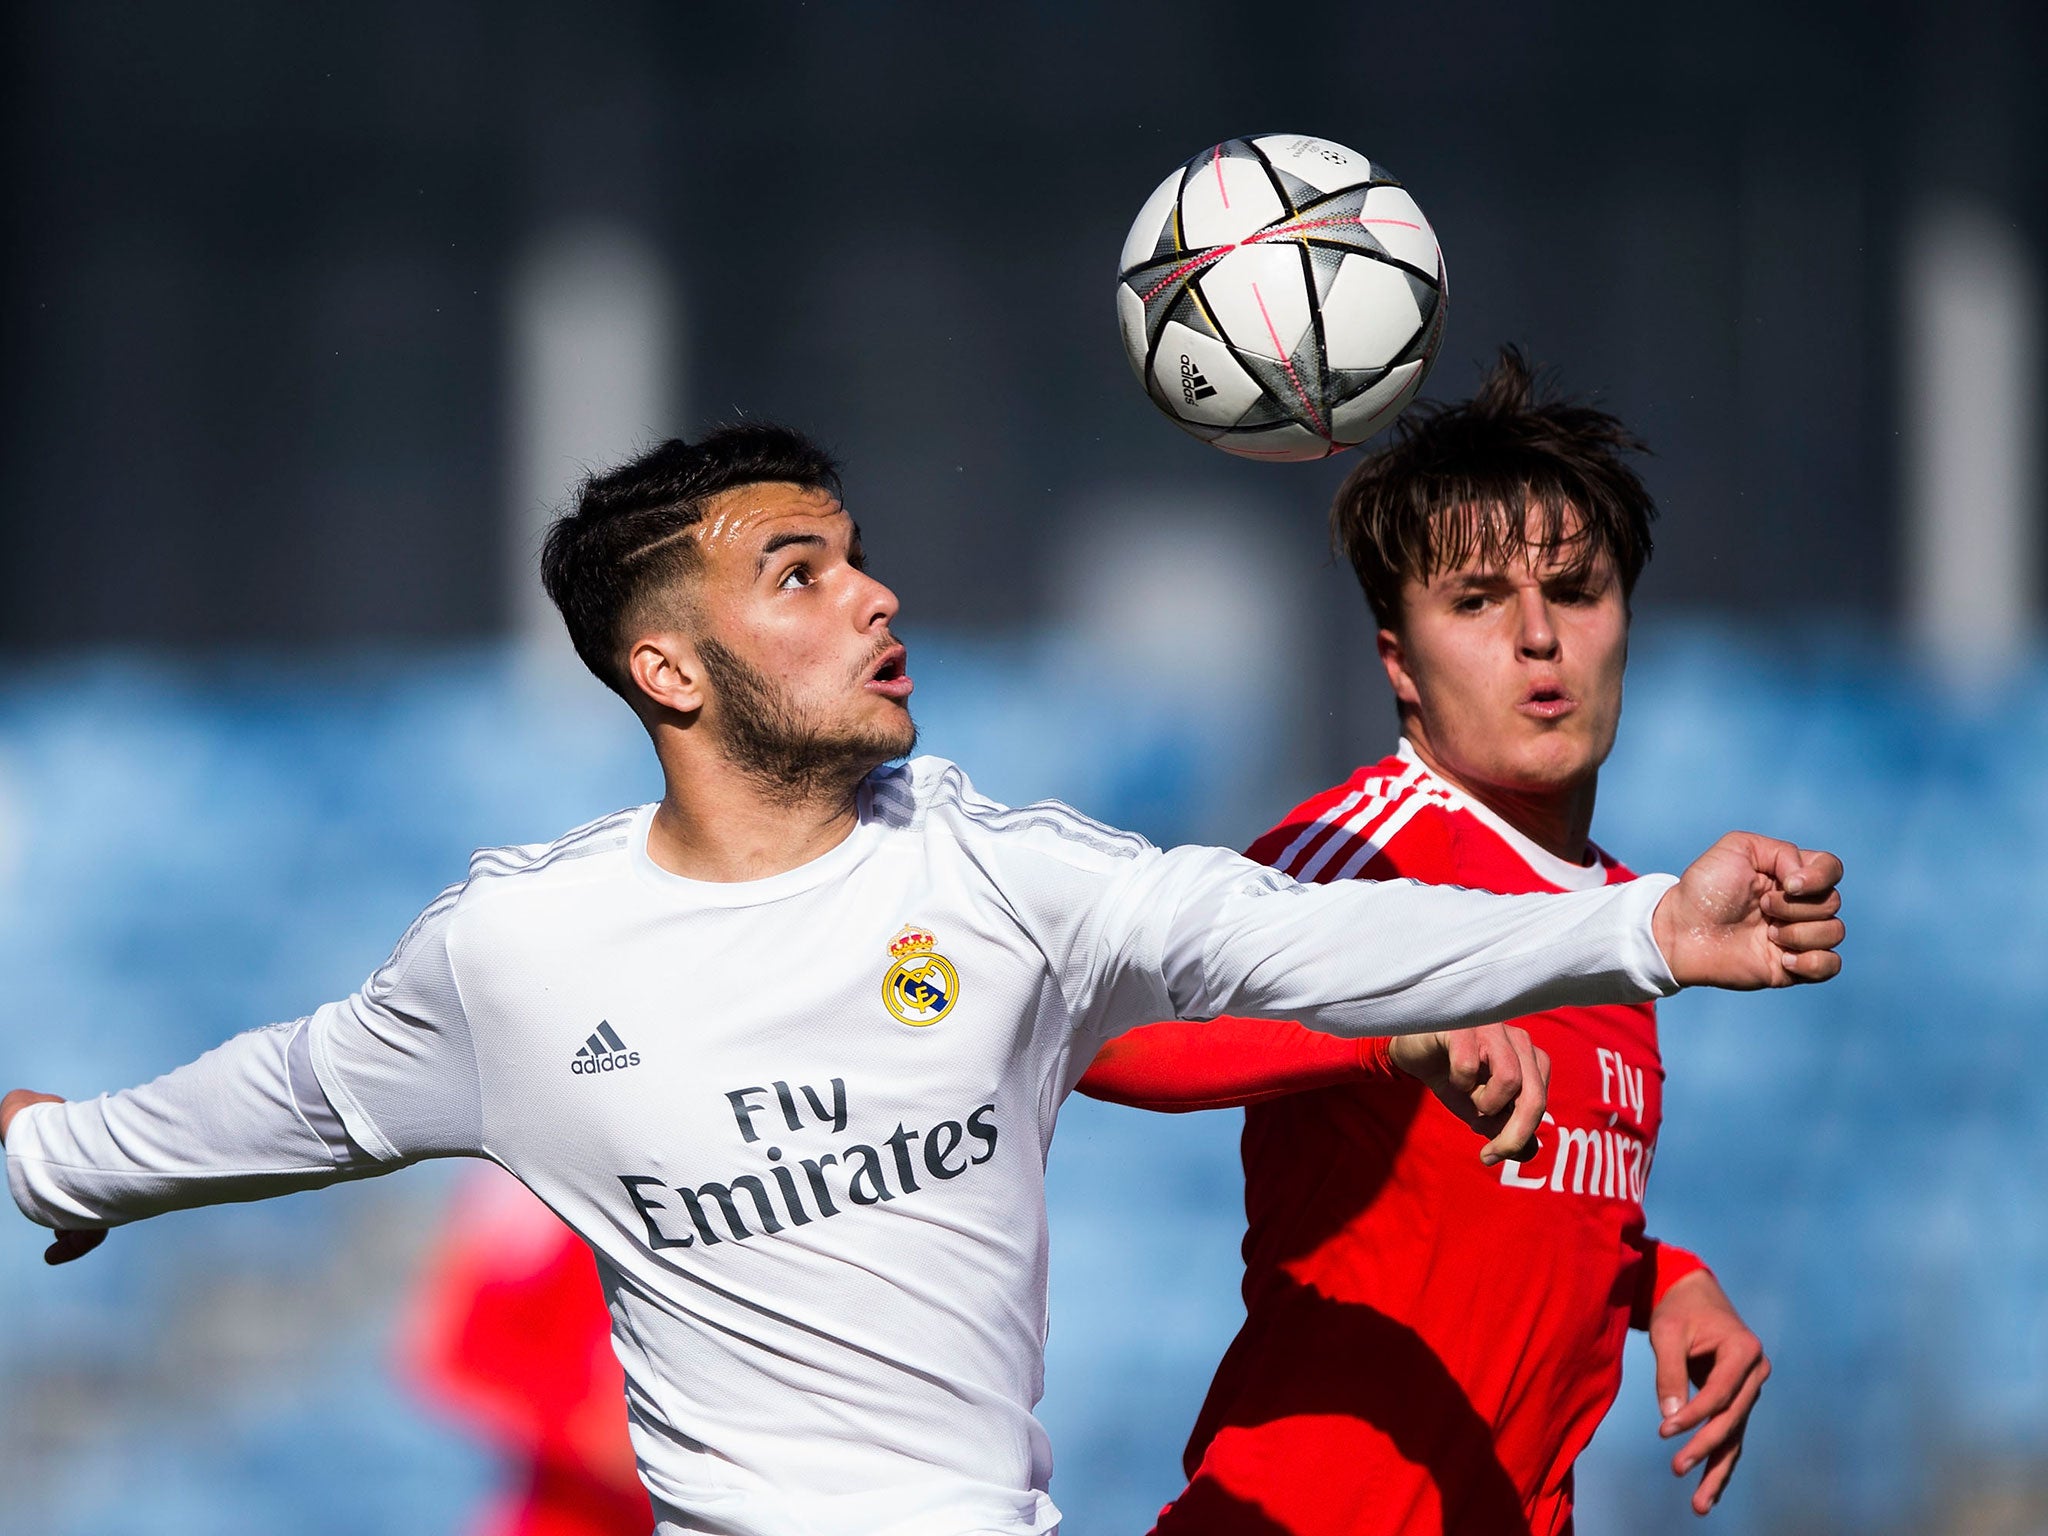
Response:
[865, 645, 913, 699]
[1520, 683, 1575, 720]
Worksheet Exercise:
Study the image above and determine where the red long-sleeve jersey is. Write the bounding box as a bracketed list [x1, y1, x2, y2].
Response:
[1078, 744, 1706, 1536]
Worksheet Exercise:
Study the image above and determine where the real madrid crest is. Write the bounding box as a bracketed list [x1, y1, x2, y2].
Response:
[881, 924, 959, 1027]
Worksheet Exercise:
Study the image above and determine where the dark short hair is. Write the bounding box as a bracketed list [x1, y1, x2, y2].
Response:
[540, 423, 842, 697]
[1329, 347, 1656, 630]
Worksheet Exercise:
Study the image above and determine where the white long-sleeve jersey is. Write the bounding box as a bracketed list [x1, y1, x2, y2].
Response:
[7, 757, 1678, 1536]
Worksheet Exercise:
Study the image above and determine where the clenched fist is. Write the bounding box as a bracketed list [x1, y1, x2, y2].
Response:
[1654, 834, 1843, 990]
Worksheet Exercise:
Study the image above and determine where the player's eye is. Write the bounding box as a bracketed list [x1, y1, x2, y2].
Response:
[1558, 578, 1612, 606]
[1453, 592, 1492, 613]
[778, 564, 812, 590]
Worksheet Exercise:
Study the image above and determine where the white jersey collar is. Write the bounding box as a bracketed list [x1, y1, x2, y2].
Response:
[628, 793, 883, 907]
[1394, 738, 1610, 892]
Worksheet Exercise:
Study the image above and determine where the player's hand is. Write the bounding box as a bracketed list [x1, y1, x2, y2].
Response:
[1, 1089, 108, 1266]
[1387, 1024, 1548, 1166]
[1653, 834, 1843, 989]
[1650, 1269, 1769, 1515]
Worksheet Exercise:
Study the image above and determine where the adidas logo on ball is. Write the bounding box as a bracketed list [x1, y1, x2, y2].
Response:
[1179, 354, 1218, 404]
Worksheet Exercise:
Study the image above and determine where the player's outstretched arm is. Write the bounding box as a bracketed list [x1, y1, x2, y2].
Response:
[1078, 1018, 1549, 1165]
[1078, 1018, 1378, 1111]
[1094, 844, 1685, 1044]
[6, 882, 484, 1263]
[1652, 834, 1843, 989]
[3, 1018, 389, 1262]
[1095, 837, 1844, 1047]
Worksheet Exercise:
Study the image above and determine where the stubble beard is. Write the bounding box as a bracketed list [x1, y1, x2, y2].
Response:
[697, 636, 917, 805]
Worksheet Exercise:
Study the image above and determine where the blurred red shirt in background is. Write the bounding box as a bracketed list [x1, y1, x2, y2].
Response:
[406, 1165, 650, 1536]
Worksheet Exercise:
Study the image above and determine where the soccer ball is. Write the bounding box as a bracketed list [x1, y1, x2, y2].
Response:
[1116, 135, 1447, 462]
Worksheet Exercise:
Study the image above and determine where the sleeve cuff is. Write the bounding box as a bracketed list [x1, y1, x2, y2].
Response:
[1632, 1238, 1712, 1329]
[1357, 1035, 1399, 1079]
[1625, 873, 1682, 998]
[6, 1103, 58, 1229]
[6, 1103, 109, 1232]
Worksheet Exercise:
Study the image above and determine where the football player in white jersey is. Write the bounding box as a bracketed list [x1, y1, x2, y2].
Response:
[4, 426, 1843, 1536]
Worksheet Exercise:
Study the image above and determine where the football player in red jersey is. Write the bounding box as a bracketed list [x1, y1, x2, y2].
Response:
[1079, 349, 1769, 1533]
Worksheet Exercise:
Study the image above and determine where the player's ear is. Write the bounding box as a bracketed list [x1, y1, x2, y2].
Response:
[1378, 627, 1421, 708]
[627, 631, 707, 718]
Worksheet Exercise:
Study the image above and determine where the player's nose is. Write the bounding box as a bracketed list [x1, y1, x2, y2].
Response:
[856, 568, 901, 632]
[1517, 596, 1560, 659]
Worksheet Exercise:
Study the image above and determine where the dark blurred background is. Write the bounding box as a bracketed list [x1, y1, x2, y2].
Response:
[2, 4, 2045, 1534]
[8, 3, 2043, 645]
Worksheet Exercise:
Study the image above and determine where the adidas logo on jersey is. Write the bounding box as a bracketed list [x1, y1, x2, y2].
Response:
[571, 1020, 640, 1076]
[1178, 354, 1218, 403]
